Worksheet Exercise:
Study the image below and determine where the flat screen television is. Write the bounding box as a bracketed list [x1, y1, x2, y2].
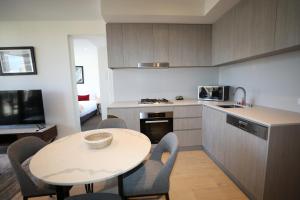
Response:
[0, 90, 45, 125]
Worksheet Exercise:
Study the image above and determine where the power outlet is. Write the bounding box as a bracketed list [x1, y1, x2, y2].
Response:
[298, 98, 300, 105]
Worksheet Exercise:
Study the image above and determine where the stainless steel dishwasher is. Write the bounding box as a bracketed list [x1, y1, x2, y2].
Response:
[226, 114, 268, 140]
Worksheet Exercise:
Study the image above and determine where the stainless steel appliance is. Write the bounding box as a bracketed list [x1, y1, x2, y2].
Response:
[226, 114, 268, 140]
[140, 112, 173, 143]
[198, 86, 230, 101]
[139, 98, 172, 104]
[138, 62, 169, 68]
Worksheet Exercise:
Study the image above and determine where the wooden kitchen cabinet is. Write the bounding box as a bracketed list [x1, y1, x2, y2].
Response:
[106, 23, 124, 68]
[153, 24, 169, 62]
[224, 122, 268, 200]
[107, 23, 211, 68]
[169, 24, 211, 67]
[108, 108, 140, 131]
[202, 106, 226, 164]
[122, 23, 154, 67]
[275, 0, 300, 50]
[212, 8, 235, 65]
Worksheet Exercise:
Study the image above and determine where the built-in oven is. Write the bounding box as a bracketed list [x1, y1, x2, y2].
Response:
[140, 112, 173, 144]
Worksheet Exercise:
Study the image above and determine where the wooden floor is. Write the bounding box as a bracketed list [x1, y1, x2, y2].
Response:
[12, 151, 248, 200]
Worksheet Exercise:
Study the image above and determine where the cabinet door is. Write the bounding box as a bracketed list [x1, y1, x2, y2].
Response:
[122, 24, 154, 67]
[106, 24, 124, 68]
[174, 129, 202, 147]
[202, 106, 226, 164]
[251, 0, 277, 56]
[108, 108, 140, 131]
[212, 9, 235, 65]
[233, 0, 252, 60]
[275, 0, 300, 50]
[169, 24, 211, 67]
[224, 123, 268, 200]
[153, 24, 169, 62]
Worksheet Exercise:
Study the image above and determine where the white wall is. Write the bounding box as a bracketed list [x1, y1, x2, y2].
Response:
[113, 67, 219, 101]
[0, 20, 106, 137]
[73, 38, 100, 99]
[219, 51, 300, 113]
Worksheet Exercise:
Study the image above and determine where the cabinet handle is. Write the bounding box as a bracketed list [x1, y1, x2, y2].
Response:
[145, 120, 169, 124]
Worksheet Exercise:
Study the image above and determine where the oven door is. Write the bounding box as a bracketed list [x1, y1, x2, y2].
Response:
[140, 118, 173, 144]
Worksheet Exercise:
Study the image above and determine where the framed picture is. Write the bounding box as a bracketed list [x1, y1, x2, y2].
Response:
[0, 47, 37, 75]
[76, 66, 84, 84]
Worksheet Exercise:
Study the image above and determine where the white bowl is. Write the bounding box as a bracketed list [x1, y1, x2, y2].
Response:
[83, 132, 113, 149]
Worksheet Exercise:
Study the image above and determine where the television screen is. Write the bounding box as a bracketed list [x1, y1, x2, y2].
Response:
[0, 90, 45, 125]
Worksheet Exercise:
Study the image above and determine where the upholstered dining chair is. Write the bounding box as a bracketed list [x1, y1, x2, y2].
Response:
[97, 118, 127, 129]
[65, 193, 122, 200]
[7, 136, 56, 200]
[121, 132, 179, 200]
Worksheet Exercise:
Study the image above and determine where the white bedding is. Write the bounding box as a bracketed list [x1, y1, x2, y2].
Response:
[78, 100, 97, 117]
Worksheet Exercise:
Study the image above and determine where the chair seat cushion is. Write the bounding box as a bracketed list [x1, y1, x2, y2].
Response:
[65, 193, 122, 200]
[123, 159, 166, 196]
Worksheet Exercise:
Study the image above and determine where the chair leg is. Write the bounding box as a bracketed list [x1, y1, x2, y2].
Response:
[165, 193, 170, 200]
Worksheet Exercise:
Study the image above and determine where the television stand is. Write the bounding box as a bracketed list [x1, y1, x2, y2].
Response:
[0, 124, 57, 154]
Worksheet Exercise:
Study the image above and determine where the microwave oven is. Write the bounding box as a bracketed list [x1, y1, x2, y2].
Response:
[198, 86, 230, 101]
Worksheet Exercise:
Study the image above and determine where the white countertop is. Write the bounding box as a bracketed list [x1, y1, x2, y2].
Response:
[109, 99, 300, 127]
[29, 128, 151, 186]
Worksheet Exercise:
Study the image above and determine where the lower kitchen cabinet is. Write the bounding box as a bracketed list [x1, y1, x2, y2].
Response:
[202, 106, 226, 164]
[108, 108, 140, 131]
[108, 105, 202, 147]
[224, 122, 267, 200]
[202, 105, 300, 200]
[174, 129, 202, 147]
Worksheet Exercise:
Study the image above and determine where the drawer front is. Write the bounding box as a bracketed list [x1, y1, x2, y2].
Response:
[174, 105, 202, 118]
[174, 118, 202, 130]
[174, 129, 202, 146]
[139, 106, 174, 113]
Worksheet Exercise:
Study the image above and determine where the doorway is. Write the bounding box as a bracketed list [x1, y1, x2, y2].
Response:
[70, 36, 102, 131]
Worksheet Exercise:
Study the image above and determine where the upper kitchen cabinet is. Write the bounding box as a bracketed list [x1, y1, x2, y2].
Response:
[275, 0, 300, 50]
[107, 23, 124, 68]
[106, 23, 212, 68]
[250, 0, 277, 56]
[122, 24, 154, 67]
[153, 24, 169, 63]
[212, 8, 235, 65]
[169, 24, 211, 67]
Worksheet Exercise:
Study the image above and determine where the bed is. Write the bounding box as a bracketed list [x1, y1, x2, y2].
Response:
[78, 100, 98, 124]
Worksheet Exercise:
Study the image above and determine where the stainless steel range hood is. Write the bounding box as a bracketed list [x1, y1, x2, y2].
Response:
[138, 62, 169, 68]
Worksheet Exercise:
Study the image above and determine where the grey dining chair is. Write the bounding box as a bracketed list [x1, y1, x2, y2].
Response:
[7, 136, 56, 200]
[97, 118, 127, 129]
[121, 132, 179, 200]
[65, 193, 122, 200]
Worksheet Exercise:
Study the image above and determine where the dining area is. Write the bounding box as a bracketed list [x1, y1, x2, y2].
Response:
[7, 118, 179, 200]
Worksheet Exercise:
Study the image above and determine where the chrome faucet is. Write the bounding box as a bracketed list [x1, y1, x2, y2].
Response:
[233, 87, 246, 106]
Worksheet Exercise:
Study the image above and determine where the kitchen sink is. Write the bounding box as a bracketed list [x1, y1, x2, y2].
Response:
[218, 105, 244, 108]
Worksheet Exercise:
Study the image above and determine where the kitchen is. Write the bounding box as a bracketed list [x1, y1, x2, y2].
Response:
[105, 0, 300, 199]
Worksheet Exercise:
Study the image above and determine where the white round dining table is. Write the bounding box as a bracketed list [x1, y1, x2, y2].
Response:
[29, 128, 151, 199]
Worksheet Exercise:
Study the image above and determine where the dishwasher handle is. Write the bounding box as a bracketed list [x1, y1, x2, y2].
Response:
[227, 114, 268, 140]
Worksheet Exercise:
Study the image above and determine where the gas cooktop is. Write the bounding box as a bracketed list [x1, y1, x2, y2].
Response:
[139, 98, 172, 104]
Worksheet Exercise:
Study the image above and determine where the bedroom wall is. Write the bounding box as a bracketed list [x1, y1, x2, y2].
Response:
[0, 20, 107, 137]
[73, 38, 101, 100]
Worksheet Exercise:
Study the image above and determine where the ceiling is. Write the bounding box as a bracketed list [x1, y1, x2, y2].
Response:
[0, 0, 240, 24]
[101, 0, 240, 24]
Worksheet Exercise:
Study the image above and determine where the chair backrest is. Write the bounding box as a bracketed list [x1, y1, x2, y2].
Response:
[7, 136, 47, 196]
[97, 118, 127, 129]
[150, 132, 179, 188]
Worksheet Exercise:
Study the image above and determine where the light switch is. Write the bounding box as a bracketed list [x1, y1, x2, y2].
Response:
[298, 98, 300, 105]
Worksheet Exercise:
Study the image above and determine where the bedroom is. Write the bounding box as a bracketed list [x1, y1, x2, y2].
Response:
[71, 36, 102, 130]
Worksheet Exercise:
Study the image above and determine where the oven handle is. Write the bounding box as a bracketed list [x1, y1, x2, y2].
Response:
[145, 120, 169, 124]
